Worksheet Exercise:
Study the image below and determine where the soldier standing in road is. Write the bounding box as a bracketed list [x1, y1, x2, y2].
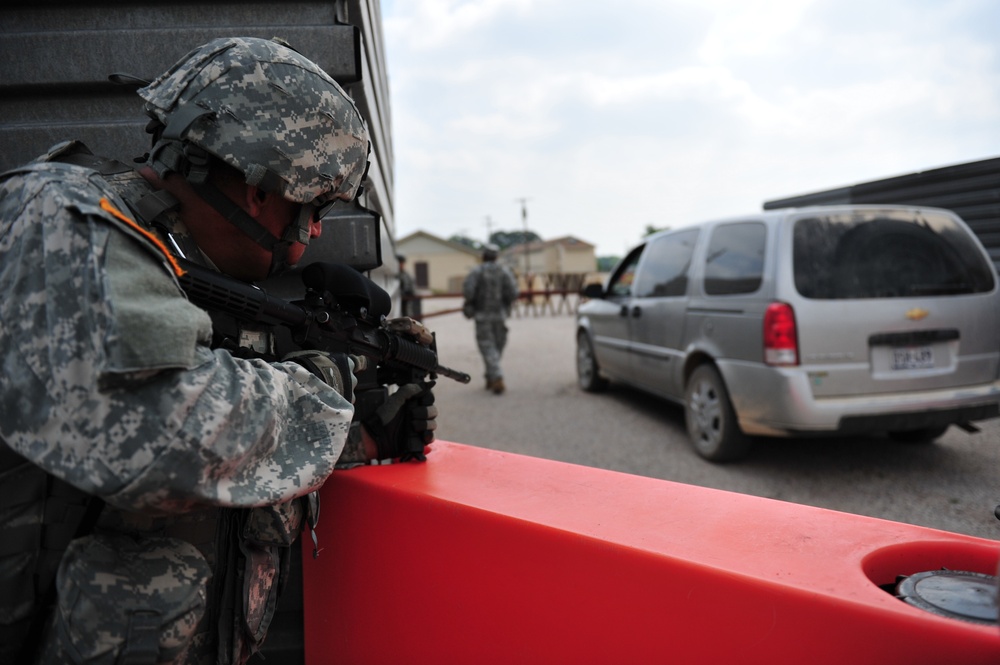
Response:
[462, 244, 519, 394]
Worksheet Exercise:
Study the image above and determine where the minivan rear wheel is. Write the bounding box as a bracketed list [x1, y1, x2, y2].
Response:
[685, 364, 751, 462]
[576, 331, 608, 392]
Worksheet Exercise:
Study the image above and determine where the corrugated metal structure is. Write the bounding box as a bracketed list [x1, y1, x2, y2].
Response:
[764, 157, 1000, 269]
[0, 0, 398, 289]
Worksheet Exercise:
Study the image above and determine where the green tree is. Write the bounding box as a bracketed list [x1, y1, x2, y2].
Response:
[448, 234, 481, 250]
[596, 256, 620, 272]
[644, 224, 669, 237]
[489, 229, 541, 250]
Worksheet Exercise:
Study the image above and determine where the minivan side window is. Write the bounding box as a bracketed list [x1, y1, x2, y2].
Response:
[633, 229, 699, 298]
[607, 246, 643, 298]
[703, 222, 767, 295]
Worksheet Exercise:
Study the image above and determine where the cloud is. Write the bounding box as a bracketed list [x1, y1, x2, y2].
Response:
[383, 0, 1000, 256]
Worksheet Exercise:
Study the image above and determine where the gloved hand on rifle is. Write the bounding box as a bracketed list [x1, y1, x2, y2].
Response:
[363, 380, 438, 462]
[358, 318, 438, 461]
[385, 316, 434, 345]
[285, 349, 438, 464]
[282, 350, 365, 403]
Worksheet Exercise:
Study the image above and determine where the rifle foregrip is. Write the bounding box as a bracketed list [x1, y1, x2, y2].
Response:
[386, 334, 471, 384]
[386, 333, 438, 373]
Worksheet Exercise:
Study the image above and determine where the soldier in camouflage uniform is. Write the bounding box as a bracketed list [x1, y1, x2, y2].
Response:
[397, 254, 421, 319]
[0, 37, 437, 664]
[462, 244, 519, 394]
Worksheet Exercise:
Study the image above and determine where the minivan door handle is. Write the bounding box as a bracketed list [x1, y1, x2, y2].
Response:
[619, 304, 642, 317]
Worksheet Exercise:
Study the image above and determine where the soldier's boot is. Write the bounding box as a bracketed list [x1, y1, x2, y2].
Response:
[492, 378, 506, 395]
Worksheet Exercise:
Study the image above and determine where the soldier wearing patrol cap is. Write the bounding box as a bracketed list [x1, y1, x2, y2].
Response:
[0, 37, 437, 664]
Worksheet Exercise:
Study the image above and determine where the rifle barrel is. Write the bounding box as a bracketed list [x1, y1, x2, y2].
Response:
[434, 364, 471, 384]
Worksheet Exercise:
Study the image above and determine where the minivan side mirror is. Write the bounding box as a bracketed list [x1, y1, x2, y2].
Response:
[582, 283, 605, 299]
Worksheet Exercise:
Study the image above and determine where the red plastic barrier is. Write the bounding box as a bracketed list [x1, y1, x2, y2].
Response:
[302, 441, 1000, 664]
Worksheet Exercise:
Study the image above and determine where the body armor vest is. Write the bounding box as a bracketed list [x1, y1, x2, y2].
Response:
[0, 143, 307, 664]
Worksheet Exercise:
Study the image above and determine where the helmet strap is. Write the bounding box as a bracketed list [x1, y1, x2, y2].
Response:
[189, 178, 277, 240]
[144, 121, 304, 277]
[189, 179, 315, 277]
[146, 139, 186, 180]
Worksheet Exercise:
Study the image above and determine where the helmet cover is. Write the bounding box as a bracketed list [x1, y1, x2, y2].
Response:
[138, 37, 370, 206]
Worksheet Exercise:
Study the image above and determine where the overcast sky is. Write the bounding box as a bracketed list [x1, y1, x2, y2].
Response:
[380, 0, 1000, 258]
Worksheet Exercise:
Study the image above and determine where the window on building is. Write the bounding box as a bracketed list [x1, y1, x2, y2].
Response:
[415, 262, 429, 289]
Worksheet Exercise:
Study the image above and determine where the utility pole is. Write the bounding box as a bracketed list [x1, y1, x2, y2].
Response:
[515, 197, 531, 274]
[484, 215, 494, 245]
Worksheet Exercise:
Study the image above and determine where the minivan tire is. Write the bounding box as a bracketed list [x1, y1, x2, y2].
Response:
[576, 331, 608, 392]
[685, 364, 751, 462]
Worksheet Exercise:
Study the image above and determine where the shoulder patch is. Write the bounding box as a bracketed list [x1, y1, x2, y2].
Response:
[98, 198, 186, 278]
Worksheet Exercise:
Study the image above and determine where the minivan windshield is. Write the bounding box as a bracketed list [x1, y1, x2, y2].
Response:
[792, 210, 996, 299]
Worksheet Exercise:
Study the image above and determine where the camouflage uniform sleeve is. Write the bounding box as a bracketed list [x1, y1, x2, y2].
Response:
[399, 270, 415, 297]
[462, 265, 480, 302]
[0, 164, 352, 513]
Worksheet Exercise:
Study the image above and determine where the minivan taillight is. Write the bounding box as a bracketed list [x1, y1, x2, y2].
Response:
[764, 302, 798, 366]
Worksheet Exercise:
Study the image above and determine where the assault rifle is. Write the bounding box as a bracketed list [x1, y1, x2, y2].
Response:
[177, 258, 470, 459]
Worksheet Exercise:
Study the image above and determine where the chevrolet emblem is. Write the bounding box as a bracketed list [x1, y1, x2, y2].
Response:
[905, 308, 929, 321]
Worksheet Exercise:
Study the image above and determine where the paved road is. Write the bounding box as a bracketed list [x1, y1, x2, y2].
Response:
[423, 303, 1000, 541]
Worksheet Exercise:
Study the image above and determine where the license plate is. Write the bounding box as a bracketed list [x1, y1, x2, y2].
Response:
[891, 346, 934, 370]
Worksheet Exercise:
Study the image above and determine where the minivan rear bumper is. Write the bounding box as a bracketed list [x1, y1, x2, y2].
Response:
[720, 361, 1000, 437]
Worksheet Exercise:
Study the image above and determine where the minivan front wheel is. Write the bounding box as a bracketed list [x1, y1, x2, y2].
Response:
[685, 364, 751, 462]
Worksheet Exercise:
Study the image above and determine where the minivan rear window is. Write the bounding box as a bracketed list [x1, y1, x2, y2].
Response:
[792, 211, 995, 299]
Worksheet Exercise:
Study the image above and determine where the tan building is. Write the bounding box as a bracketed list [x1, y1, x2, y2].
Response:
[500, 236, 596, 276]
[397, 231, 599, 298]
[396, 230, 482, 294]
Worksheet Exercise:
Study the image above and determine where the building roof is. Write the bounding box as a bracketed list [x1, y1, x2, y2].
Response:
[499, 235, 595, 256]
[397, 230, 483, 257]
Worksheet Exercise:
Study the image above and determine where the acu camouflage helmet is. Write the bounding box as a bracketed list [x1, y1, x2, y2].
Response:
[138, 37, 370, 207]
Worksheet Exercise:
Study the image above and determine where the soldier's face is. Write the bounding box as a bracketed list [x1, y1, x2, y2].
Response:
[237, 197, 321, 278]
[196, 186, 310, 281]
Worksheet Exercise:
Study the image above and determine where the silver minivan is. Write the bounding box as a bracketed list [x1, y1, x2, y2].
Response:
[576, 205, 1000, 462]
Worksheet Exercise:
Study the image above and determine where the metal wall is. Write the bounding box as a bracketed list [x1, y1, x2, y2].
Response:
[763, 157, 1000, 269]
[0, 0, 397, 288]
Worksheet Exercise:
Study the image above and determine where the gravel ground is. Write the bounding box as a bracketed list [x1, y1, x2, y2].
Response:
[422, 301, 1000, 541]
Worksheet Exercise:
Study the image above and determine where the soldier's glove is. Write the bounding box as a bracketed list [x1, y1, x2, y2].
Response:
[283, 351, 365, 403]
[385, 316, 434, 346]
[363, 381, 438, 462]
